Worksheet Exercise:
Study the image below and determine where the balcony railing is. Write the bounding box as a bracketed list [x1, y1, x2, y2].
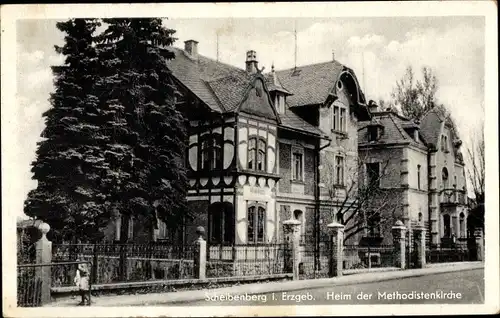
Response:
[440, 188, 466, 205]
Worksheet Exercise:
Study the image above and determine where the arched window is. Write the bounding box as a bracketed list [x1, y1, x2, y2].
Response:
[367, 210, 381, 237]
[201, 134, 222, 171]
[293, 209, 303, 221]
[248, 204, 266, 243]
[247, 137, 266, 172]
[442, 168, 449, 189]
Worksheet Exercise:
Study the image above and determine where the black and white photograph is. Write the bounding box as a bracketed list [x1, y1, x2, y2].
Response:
[2, 2, 498, 317]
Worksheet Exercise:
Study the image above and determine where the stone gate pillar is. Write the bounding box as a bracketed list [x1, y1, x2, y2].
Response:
[327, 221, 344, 277]
[413, 225, 426, 268]
[193, 226, 207, 279]
[283, 219, 301, 280]
[392, 220, 407, 269]
[474, 229, 484, 262]
[35, 222, 52, 305]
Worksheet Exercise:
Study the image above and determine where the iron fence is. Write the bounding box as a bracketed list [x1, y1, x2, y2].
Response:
[343, 244, 394, 270]
[18, 261, 91, 307]
[52, 243, 195, 284]
[426, 244, 475, 263]
[298, 239, 330, 279]
[206, 243, 289, 278]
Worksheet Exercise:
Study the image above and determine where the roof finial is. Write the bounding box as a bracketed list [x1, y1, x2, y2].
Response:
[271, 62, 275, 73]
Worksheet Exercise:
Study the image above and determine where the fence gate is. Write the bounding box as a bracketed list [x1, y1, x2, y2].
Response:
[405, 231, 418, 269]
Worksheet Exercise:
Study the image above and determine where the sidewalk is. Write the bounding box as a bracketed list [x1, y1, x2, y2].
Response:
[45, 261, 483, 307]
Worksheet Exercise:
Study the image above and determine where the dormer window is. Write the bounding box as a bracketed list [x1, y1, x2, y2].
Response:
[368, 126, 379, 142]
[275, 95, 286, 114]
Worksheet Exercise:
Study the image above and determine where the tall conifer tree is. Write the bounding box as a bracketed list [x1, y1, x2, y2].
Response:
[96, 18, 187, 239]
[24, 19, 108, 242]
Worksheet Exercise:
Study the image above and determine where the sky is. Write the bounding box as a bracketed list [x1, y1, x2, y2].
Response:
[15, 16, 485, 219]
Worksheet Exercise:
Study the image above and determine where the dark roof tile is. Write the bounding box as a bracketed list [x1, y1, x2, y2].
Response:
[275, 61, 344, 107]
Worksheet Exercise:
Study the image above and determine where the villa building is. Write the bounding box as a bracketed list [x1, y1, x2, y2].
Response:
[120, 40, 371, 246]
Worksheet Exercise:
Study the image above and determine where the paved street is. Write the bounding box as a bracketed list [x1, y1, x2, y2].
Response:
[175, 268, 484, 305]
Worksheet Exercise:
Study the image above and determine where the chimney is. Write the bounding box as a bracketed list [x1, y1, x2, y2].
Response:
[184, 40, 198, 57]
[332, 50, 335, 61]
[368, 100, 378, 113]
[245, 50, 258, 74]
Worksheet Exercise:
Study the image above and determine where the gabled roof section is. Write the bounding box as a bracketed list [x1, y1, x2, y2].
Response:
[237, 74, 281, 123]
[275, 61, 344, 107]
[280, 110, 324, 136]
[166, 47, 248, 112]
[419, 108, 444, 148]
[358, 111, 426, 147]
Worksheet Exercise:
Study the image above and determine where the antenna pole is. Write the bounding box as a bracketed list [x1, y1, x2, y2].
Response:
[294, 20, 297, 69]
[216, 32, 219, 62]
[362, 52, 366, 94]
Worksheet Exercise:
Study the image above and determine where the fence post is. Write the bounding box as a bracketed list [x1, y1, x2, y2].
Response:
[413, 225, 426, 268]
[474, 229, 484, 261]
[92, 244, 98, 284]
[283, 219, 301, 280]
[391, 220, 407, 269]
[193, 226, 206, 279]
[35, 222, 52, 305]
[327, 221, 344, 277]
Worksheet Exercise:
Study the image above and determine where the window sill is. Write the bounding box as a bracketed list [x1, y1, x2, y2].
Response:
[291, 179, 305, 185]
[331, 129, 347, 136]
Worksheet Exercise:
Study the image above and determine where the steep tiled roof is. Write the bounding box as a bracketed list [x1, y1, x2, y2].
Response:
[275, 61, 344, 107]
[280, 110, 324, 136]
[166, 47, 248, 112]
[419, 109, 443, 148]
[206, 72, 253, 112]
[358, 111, 426, 147]
[166, 46, 327, 137]
[264, 73, 292, 95]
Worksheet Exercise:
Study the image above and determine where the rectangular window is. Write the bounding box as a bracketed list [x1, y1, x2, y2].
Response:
[292, 153, 303, 181]
[335, 156, 344, 185]
[417, 165, 421, 190]
[248, 138, 256, 170]
[257, 139, 266, 171]
[248, 205, 266, 243]
[340, 108, 346, 132]
[333, 106, 339, 131]
[332, 105, 347, 132]
[257, 207, 265, 242]
[247, 206, 255, 243]
[368, 126, 378, 141]
[367, 163, 380, 187]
